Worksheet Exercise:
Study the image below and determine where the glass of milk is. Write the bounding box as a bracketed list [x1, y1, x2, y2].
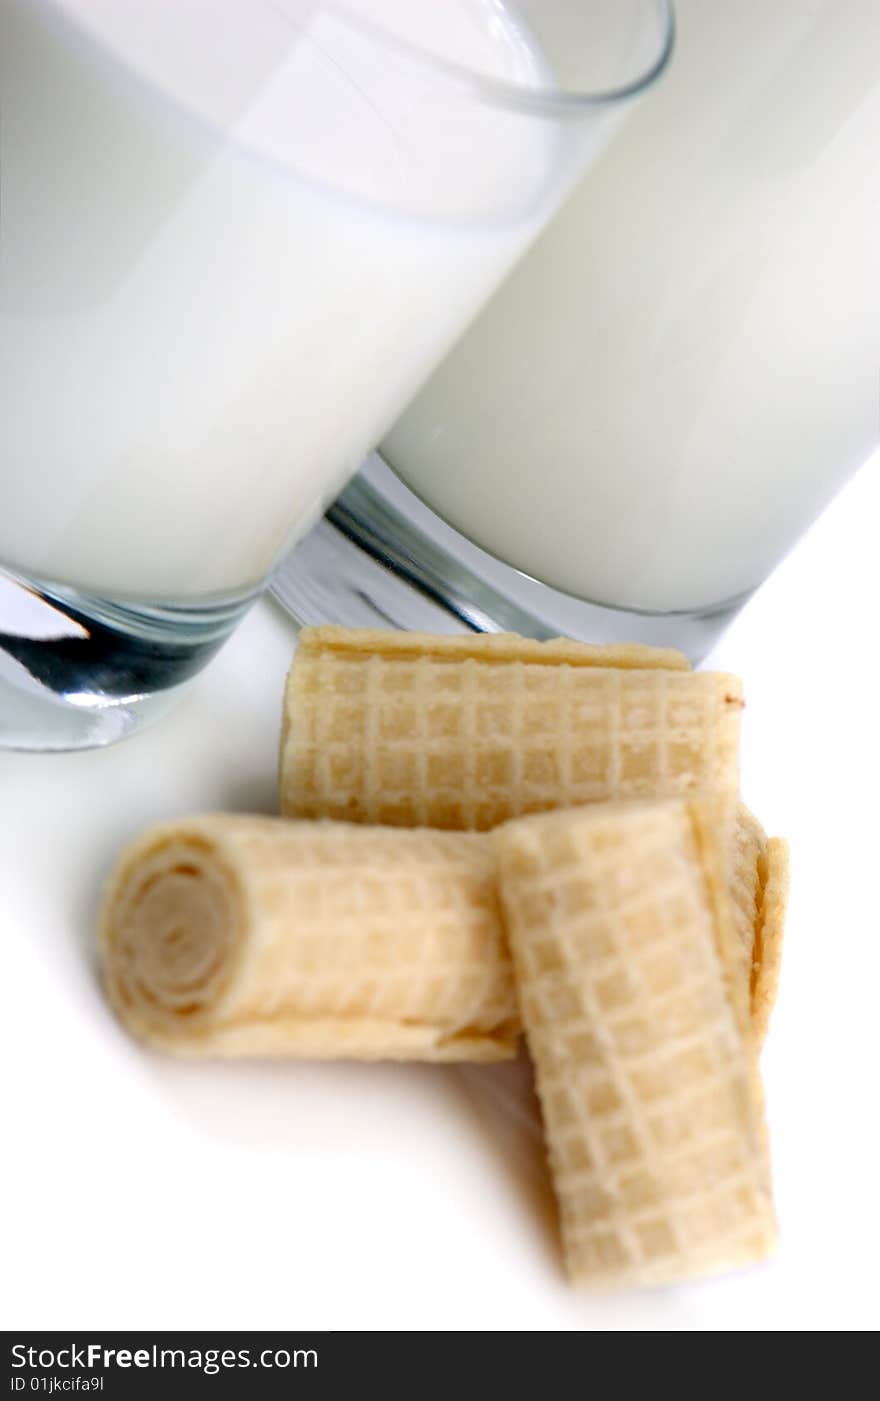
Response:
[0, 0, 674, 749]
[277, 0, 879, 659]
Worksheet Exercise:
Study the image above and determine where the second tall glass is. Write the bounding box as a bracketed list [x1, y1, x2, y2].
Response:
[278, 1, 878, 661]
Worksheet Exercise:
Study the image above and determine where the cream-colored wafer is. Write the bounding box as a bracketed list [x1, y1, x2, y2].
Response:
[282, 626, 779, 1039]
[101, 802, 783, 1068]
[100, 815, 517, 1062]
[280, 626, 742, 830]
[727, 804, 769, 999]
[495, 799, 776, 1290]
[751, 837, 790, 1046]
[282, 626, 692, 670]
[725, 805, 787, 1042]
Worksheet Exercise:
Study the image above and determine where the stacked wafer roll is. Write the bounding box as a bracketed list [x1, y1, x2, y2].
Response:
[495, 799, 776, 1288]
[100, 626, 789, 1292]
[279, 628, 743, 828]
[101, 801, 784, 1060]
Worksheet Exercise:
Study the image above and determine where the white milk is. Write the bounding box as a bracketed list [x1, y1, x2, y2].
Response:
[385, 0, 880, 613]
[0, 0, 555, 600]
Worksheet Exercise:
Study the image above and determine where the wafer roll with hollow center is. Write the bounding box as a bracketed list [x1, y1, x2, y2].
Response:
[280, 627, 744, 831]
[495, 799, 776, 1290]
[100, 816, 517, 1062]
[101, 802, 785, 1066]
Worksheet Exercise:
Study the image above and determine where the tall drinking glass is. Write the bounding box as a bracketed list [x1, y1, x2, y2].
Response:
[278, 0, 879, 660]
[0, 0, 674, 749]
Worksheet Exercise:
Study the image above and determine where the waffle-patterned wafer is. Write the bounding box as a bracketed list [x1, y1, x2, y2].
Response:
[495, 800, 776, 1290]
[100, 815, 517, 1062]
[100, 800, 784, 1070]
[728, 805, 768, 994]
[280, 627, 742, 830]
[726, 805, 785, 1036]
[725, 806, 789, 1045]
[751, 837, 790, 1046]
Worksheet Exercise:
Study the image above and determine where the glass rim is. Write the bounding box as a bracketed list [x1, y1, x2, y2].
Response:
[48, 1, 676, 122]
[322, 0, 677, 117]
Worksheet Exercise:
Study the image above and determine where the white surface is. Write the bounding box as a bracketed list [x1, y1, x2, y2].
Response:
[1, 456, 879, 1332]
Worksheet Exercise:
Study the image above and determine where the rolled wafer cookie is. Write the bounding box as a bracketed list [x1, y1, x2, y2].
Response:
[726, 805, 789, 1045]
[751, 838, 789, 1046]
[100, 801, 785, 1068]
[100, 815, 517, 1062]
[280, 627, 743, 830]
[495, 799, 776, 1290]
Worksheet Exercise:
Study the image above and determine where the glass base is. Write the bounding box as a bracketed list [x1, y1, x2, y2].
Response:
[271, 454, 750, 663]
[0, 567, 256, 751]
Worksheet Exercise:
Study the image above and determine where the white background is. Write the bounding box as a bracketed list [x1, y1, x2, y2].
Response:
[1, 455, 878, 1332]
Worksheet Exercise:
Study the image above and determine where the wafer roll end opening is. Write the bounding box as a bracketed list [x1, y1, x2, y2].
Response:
[99, 825, 244, 1050]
